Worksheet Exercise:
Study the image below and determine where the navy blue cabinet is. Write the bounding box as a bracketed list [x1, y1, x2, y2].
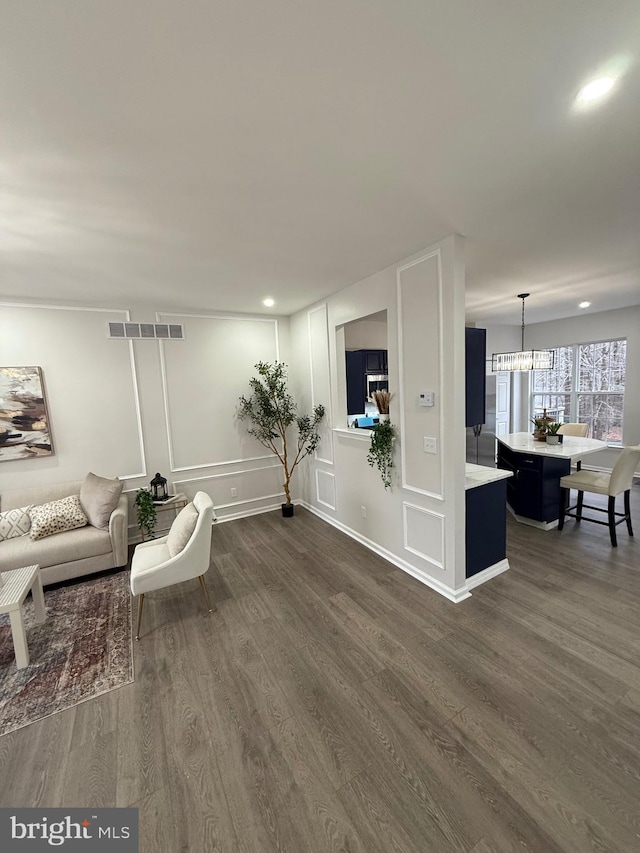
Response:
[466, 479, 507, 577]
[346, 349, 388, 415]
[346, 351, 366, 415]
[497, 443, 570, 523]
[465, 327, 486, 427]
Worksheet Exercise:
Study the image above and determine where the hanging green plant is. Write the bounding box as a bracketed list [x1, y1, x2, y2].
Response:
[134, 489, 157, 539]
[367, 420, 396, 489]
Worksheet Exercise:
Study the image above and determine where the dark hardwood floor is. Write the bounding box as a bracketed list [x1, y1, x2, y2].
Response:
[1, 485, 639, 852]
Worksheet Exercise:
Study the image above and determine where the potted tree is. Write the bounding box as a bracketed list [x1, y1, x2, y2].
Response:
[367, 420, 396, 489]
[238, 362, 325, 516]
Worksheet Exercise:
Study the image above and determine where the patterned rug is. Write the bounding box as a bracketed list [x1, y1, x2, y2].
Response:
[0, 569, 133, 736]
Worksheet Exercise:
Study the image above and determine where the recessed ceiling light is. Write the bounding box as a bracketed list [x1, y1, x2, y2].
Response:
[262, 297, 275, 308]
[576, 76, 615, 104]
[579, 301, 591, 309]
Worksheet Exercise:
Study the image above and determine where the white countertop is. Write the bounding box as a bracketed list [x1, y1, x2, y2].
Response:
[497, 432, 606, 460]
[465, 463, 513, 491]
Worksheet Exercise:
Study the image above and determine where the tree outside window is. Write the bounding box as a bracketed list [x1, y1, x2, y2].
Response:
[531, 339, 626, 443]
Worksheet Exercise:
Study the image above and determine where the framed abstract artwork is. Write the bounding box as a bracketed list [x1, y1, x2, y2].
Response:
[0, 367, 54, 461]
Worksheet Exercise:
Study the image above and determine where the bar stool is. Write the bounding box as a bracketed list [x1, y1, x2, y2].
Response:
[558, 423, 589, 469]
[558, 445, 640, 546]
[557, 423, 589, 437]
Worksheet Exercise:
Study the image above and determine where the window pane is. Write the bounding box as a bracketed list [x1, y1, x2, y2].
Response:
[532, 346, 573, 392]
[532, 395, 571, 422]
[578, 340, 626, 392]
[577, 394, 624, 443]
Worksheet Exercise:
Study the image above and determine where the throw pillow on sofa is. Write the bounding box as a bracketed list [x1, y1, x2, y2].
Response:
[80, 472, 123, 530]
[166, 502, 199, 557]
[0, 505, 32, 541]
[29, 495, 88, 540]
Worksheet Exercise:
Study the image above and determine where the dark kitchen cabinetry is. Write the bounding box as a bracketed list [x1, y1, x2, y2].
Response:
[365, 349, 387, 373]
[466, 478, 508, 578]
[465, 327, 486, 427]
[497, 443, 570, 523]
[346, 349, 388, 415]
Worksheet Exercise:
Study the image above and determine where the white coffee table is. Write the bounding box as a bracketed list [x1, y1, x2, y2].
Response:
[0, 564, 46, 669]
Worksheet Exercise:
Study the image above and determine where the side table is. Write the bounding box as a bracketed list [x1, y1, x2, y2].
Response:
[144, 493, 188, 540]
[0, 564, 46, 669]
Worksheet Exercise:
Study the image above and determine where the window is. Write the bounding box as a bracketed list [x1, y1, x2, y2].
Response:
[531, 339, 626, 443]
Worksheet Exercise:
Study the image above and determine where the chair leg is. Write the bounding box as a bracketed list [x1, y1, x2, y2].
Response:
[576, 460, 582, 471]
[576, 491, 584, 522]
[608, 495, 617, 547]
[135, 593, 145, 640]
[624, 490, 633, 536]
[558, 488, 567, 530]
[198, 575, 214, 613]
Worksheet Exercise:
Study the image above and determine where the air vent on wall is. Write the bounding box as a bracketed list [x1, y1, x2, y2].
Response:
[108, 322, 184, 340]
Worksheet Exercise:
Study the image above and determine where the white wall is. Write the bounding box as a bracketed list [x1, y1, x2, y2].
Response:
[290, 235, 469, 601]
[0, 301, 291, 537]
[344, 313, 388, 351]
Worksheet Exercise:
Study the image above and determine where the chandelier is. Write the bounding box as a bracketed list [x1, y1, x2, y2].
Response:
[491, 293, 555, 372]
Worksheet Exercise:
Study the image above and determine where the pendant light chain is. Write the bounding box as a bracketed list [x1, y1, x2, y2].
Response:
[517, 292, 530, 352]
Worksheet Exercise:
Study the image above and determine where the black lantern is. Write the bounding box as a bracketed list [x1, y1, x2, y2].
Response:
[150, 472, 168, 502]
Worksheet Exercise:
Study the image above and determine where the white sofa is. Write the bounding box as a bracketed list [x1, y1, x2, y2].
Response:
[0, 480, 128, 585]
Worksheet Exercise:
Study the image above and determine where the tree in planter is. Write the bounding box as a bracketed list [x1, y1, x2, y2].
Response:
[238, 362, 325, 514]
[134, 489, 157, 539]
[367, 420, 396, 489]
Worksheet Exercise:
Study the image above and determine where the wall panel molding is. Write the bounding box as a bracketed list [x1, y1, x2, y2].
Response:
[397, 250, 445, 500]
[308, 304, 334, 465]
[0, 301, 147, 480]
[402, 501, 445, 570]
[157, 312, 280, 472]
[315, 468, 336, 511]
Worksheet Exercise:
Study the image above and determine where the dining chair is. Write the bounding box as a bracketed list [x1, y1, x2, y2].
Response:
[558, 445, 640, 546]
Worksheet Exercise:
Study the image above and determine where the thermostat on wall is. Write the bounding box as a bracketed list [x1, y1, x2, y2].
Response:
[418, 392, 435, 407]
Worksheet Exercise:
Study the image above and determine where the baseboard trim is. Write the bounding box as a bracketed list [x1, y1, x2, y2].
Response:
[127, 503, 280, 546]
[506, 504, 558, 531]
[464, 558, 510, 591]
[299, 501, 471, 603]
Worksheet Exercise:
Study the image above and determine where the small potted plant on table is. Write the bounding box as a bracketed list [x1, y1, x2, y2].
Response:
[545, 422, 563, 444]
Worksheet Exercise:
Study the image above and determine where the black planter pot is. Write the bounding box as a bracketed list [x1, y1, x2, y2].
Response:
[281, 503, 294, 517]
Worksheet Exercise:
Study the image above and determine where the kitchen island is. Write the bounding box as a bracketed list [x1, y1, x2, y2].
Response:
[465, 463, 513, 583]
[497, 432, 606, 529]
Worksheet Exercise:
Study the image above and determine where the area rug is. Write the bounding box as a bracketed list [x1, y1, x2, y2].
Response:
[0, 569, 133, 736]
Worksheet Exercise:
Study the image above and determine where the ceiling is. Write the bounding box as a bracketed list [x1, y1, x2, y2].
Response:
[2, 1, 639, 325]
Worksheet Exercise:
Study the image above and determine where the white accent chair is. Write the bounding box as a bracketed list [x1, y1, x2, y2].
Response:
[130, 491, 215, 639]
[558, 445, 640, 547]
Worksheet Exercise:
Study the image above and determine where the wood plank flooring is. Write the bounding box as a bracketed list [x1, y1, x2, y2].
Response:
[1, 484, 639, 852]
